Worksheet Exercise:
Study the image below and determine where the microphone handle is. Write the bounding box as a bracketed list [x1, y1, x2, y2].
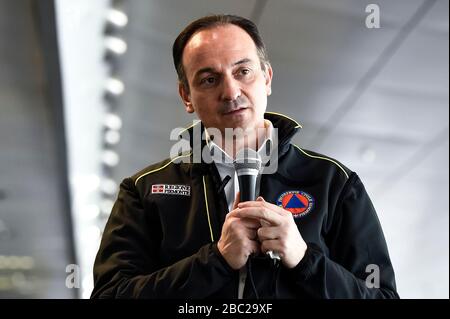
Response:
[237, 174, 257, 202]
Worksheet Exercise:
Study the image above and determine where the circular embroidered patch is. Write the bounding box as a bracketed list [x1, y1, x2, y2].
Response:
[276, 190, 314, 218]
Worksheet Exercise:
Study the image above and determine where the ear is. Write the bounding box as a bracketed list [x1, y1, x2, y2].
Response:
[263, 64, 273, 96]
[178, 82, 194, 113]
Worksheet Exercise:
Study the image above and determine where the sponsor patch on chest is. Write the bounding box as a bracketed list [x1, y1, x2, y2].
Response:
[151, 184, 191, 196]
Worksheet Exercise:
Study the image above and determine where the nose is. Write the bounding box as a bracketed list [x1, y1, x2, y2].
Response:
[220, 74, 241, 101]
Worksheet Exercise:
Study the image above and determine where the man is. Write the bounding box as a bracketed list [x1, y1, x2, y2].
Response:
[91, 14, 398, 298]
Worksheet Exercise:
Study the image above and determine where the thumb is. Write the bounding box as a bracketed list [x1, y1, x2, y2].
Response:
[256, 196, 270, 227]
[232, 191, 241, 210]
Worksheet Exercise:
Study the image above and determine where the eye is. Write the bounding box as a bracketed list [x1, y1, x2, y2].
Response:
[200, 76, 216, 85]
[236, 67, 253, 80]
[240, 68, 250, 75]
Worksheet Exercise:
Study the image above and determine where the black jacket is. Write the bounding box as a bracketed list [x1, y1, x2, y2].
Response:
[91, 113, 399, 299]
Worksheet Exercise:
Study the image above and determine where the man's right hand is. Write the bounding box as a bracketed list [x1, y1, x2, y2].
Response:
[217, 192, 261, 270]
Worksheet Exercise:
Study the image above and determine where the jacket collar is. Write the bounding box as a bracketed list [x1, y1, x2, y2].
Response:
[263, 112, 302, 156]
[180, 112, 302, 175]
[182, 112, 301, 150]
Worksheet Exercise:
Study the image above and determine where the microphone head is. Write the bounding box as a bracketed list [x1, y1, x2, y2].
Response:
[233, 148, 262, 176]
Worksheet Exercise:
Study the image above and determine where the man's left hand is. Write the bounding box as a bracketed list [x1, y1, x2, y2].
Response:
[236, 197, 308, 269]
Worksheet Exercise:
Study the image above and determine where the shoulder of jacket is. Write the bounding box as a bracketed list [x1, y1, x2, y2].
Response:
[131, 151, 192, 187]
[291, 144, 352, 180]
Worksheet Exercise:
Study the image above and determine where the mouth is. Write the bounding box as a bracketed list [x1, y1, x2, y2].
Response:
[223, 107, 247, 116]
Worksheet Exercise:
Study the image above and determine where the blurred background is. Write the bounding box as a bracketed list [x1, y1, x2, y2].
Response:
[0, 0, 448, 298]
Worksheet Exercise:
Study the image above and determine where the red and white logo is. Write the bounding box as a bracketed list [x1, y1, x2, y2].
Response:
[151, 184, 190, 196]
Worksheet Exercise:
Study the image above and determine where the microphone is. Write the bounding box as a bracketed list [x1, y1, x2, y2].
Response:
[233, 148, 261, 202]
[233, 148, 280, 262]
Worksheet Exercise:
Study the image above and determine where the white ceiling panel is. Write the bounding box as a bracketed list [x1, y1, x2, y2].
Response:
[335, 87, 448, 141]
[127, 0, 257, 39]
[276, 0, 425, 25]
[368, 29, 448, 96]
[259, 0, 428, 141]
[418, 0, 449, 33]
[122, 32, 178, 98]
[373, 174, 449, 298]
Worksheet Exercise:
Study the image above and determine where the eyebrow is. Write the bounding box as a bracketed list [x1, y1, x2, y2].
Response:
[233, 58, 252, 66]
[193, 58, 253, 79]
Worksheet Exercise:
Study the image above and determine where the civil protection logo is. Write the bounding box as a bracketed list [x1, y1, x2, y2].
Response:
[276, 190, 314, 218]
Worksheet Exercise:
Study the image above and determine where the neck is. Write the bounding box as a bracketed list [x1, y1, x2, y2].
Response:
[214, 121, 268, 158]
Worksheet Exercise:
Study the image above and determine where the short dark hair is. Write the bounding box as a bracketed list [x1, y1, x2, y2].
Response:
[172, 14, 270, 92]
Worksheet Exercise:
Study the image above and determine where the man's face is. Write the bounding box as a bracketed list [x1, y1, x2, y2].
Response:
[179, 24, 273, 134]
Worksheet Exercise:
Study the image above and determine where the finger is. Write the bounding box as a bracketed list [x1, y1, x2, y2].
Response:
[238, 200, 264, 208]
[238, 199, 287, 216]
[256, 196, 271, 223]
[225, 209, 239, 219]
[225, 215, 261, 230]
[226, 206, 244, 218]
[247, 240, 261, 256]
[257, 226, 280, 241]
[239, 196, 265, 206]
[232, 191, 240, 210]
[239, 217, 262, 229]
[261, 239, 281, 256]
[234, 207, 283, 226]
[246, 229, 258, 241]
[260, 219, 271, 227]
